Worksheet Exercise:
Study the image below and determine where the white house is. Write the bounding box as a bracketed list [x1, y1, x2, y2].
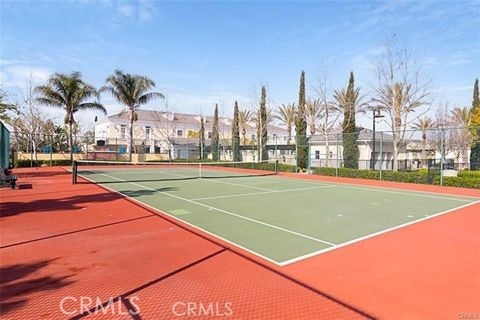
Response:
[93, 109, 288, 161]
[309, 127, 425, 170]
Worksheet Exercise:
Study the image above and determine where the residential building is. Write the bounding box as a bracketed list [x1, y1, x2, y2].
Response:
[93, 109, 288, 161]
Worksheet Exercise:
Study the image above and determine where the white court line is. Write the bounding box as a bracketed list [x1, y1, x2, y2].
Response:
[99, 172, 336, 247]
[148, 169, 277, 192]
[203, 178, 276, 191]
[190, 185, 337, 201]
[278, 200, 480, 266]
[79, 170, 479, 266]
[264, 175, 479, 202]
[85, 168, 277, 192]
[78, 174, 283, 266]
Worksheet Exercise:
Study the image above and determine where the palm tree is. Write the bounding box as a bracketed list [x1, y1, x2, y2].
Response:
[333, 87, 368, 127]
[305, 99, 323, 135]
[274, 103, 296, 144]
[35, 72, 105, 161]
[372, 82, 426, 171]
[411, 116, 434, 168]
[238, 109, 253, 145]
[450, 106, 471, 126]
[101, 70, 164, 161]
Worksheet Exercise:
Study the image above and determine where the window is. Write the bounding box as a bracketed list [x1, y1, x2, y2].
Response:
[177, 130, 183, 137]
[120, 125, 126, 139]
[315, 150, 320, 159]
[145, 126, 151, 139]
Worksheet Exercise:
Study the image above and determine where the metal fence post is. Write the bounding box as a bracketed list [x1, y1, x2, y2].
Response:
[275, 135, 278, 162]
[336, 133, 339, 177]
[440, 127, 445, 186]
[307, 136, 311, 174]
[379, 132, 383, 180]
[49, 134, 53, 167]
[295, 136, 298, 173]
[30, 135, 33, 167]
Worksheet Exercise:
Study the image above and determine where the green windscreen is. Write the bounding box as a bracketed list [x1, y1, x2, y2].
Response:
[0, 121, 10, 169]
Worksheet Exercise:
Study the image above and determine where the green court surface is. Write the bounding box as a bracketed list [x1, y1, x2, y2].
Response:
[77, 165, 479, 265]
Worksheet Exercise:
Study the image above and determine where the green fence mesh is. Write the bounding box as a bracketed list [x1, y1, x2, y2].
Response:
[0, 121, 11, 169]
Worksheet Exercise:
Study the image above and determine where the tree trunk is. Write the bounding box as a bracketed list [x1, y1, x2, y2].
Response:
[287, 125, 291, 145]
[392, 131, 399, 171]
[128, 108, 134, 162]
[421, 137, 426, 169]
[68, 121, 73, 163]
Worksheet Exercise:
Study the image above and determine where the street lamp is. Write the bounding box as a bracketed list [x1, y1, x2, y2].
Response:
[372, 108, 385, 170]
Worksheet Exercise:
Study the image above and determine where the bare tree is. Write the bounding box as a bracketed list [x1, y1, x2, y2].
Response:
[430, 103, 472, 168]
[12, 76, 52, 162]
[312, 67, 341, 166]
[371, 35, 431, 171]
[152, 97, 177, 160]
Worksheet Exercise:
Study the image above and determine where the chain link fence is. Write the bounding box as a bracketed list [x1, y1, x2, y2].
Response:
[9, 126, 480, 186]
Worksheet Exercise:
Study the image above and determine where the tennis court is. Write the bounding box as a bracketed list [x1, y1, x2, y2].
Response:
[74, 160, 479, 266]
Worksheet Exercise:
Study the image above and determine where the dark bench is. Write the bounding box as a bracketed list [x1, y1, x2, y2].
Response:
[0, 167, 17, 189]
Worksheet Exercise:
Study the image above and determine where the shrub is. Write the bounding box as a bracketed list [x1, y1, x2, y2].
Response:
[311, 166, 479, 189]
[458, 170, 480, 178]
[14, 159, 73, 167]
[432, 176, 480, 189]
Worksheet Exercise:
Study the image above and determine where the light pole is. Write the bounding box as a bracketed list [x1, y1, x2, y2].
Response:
[372, 108, 384, 170]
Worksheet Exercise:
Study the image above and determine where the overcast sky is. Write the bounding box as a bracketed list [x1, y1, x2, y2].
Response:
[1, 0, 479, 132]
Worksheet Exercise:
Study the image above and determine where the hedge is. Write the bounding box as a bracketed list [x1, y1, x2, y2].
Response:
[432, 176, 480, 189]
[212, 162, 296, 173]
[12, 159, 479, 188]
[14, 159, 73, 167]
[311, 166, 479, 189]
[458, 170, 480, 178]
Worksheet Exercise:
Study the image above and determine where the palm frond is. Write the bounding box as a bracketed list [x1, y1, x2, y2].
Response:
[138, 92, 164, 105]
[77, 102, 107, 114]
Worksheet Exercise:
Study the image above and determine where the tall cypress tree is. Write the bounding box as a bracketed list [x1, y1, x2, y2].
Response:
[342, 72, 359, 169]
[211, 104, 219, 161]
[199, 116, 205, 160]
[259, 86, 268, 161]
[295, 70, 308, 169]
[232, 101, 241, 161]
[470, 78, 480, 169]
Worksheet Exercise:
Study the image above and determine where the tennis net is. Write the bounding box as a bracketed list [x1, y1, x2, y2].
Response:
[72, 160, 279, 184]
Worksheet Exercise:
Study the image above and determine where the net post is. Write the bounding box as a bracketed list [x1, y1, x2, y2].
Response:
[72, 160, 77, 184]
[275, 160, 279, 175]
[199, 163, 202, 179]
